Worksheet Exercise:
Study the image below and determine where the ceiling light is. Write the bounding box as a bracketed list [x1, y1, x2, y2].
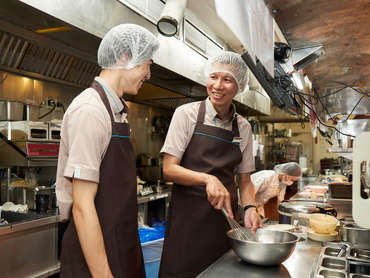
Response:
[157, 0, 188, 37]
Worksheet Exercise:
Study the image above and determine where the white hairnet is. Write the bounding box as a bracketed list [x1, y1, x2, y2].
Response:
[204, 51, 249, 93]
[98, 24, 160, 70]
[274, 162, 302, 178]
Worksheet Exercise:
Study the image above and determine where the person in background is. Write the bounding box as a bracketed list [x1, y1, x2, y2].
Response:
[252, 162, 302, 217]
[56, 24, 160, 278]
[159, 51, 263, 278]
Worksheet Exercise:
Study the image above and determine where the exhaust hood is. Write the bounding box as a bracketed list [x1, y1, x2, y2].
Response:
[0, 0, 271, 117]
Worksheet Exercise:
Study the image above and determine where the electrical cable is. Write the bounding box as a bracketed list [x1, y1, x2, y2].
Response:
[61, 103, 66, 114]
[0, 74, 8, 84]
[39, 101, 56, 119]
[297, 93, 355, 138]
[341, 94, 367, 123]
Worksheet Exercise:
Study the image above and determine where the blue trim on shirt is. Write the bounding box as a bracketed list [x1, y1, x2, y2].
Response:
[193, 132, 239, 145]
[96, 80, 119, 121]
[112, 135, 130, 139]
[205, 100, 227, 129]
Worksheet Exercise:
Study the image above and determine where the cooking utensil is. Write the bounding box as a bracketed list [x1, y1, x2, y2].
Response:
[221, 207, 258, 242]
[278, 201, 337, 224]
[0, 100, 24, 121]
[227, 228, 299, 266]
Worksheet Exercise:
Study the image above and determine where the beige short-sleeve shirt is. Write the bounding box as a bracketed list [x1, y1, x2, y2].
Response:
[56, 76, 129, 221]
[160, 98, 255, 173]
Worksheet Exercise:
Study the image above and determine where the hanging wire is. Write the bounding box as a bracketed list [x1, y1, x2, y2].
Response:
[39, 101, 56, 119]
[0, 74, 8, 85]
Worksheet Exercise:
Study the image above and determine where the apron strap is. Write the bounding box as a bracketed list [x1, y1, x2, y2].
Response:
[232, 115, 240, 137]
[197, 99, 240, 137]
[197, 99, 207, 124]
[91, 80, 115, 122]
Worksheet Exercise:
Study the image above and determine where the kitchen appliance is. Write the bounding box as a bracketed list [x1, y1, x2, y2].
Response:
[227, 228, 299, 266]
[26, 186, 52, 210]
[145, 166, 163, 182]
[278, 201, 336, 224]
[329, 182, 352, 199]
[353, 132, 370, 228]
[0, 100, 24, 121]
[341, 223, 370, 249]
[23, 104, 40, 121]
[0, 121, 60, 167]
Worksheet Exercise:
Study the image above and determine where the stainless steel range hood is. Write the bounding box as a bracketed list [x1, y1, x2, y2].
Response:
[0, 0, 271, 117]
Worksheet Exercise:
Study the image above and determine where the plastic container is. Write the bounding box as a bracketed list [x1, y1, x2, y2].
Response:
[141, 238, 164, 278]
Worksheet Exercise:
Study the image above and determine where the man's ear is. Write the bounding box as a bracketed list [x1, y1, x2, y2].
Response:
[115, 52, 131, 68]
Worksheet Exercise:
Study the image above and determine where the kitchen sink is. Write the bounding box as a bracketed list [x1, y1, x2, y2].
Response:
[1, 210, 44, 226]
[349, 261, 370, 275]
[311, 244, 370, 278]
[317, 269, 347, 277]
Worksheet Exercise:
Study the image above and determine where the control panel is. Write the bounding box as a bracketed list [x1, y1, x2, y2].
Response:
[27, 142, 60, 157]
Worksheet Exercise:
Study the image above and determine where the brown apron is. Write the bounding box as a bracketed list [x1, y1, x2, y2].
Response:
[60, 80, 145, 278]
[159, 100, 243, 278]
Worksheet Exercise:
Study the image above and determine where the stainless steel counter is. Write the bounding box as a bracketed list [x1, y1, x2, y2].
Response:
[197, 233, 321, 278]
[0, 209, 61, 278]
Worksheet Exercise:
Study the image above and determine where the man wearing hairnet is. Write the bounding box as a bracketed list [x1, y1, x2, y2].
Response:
[56, 24, 160, 278]
[252, 162, 302, 217]
[159, 51, 263, 277]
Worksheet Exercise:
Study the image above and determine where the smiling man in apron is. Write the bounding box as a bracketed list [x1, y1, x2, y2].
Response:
[159, 52, 264, 278]
[56, 24, 159, 278]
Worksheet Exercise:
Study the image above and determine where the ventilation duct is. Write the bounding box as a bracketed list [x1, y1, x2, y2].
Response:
[157, 0, 188, 37]
[0, 32, 100, 88]
[292, 45, 324, 71]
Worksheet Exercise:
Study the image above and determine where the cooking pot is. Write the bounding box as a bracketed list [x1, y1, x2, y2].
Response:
[278, 201, 337, 224]
[0, 100, 24, 121]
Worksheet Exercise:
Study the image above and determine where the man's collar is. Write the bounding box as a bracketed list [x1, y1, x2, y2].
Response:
[95, 77, 126, 114]
[206, 97, 236, 121]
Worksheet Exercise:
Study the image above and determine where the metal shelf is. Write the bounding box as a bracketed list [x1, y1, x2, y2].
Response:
[328, 148, 353, 160]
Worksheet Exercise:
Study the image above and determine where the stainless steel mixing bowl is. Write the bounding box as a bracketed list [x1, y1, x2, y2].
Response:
[227, 228, 299, 266]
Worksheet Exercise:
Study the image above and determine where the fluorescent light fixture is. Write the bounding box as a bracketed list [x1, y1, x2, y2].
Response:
[157, 0, 188, 37]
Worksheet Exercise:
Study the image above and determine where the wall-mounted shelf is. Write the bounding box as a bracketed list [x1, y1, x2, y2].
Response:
[328, 148, 353, 160]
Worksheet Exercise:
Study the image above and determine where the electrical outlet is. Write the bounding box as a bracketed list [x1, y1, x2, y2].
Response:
[45, 96, 54, 110]
[55, 98, 62, 111]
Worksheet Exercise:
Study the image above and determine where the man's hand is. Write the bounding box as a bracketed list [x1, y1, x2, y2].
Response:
[205, 175, 233, 219]
[243, 208, 264, 234]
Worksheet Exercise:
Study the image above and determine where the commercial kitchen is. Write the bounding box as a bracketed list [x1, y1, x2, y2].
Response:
[0, 0, 370, 277]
